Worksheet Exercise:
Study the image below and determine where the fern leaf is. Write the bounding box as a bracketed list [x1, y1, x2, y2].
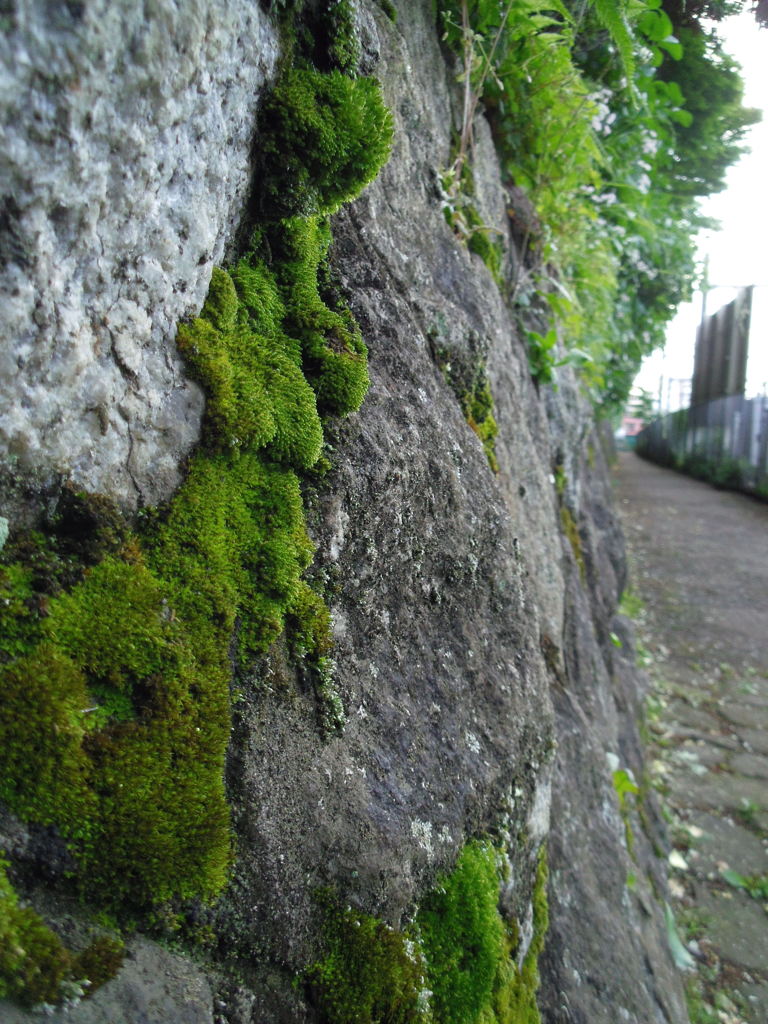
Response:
[589, 0, 636, 84]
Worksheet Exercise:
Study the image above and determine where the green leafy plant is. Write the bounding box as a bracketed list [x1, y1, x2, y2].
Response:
[720, 868, 768, 902]
[618, 588, 645, 619]
[438, 0, 758, 410]
[612, 767, 640, 854]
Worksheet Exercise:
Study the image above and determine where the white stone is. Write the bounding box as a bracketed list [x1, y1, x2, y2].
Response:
[0, 0, 279, 507]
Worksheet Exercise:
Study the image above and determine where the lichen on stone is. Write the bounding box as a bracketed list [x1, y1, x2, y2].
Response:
[429, 325, 500, 474]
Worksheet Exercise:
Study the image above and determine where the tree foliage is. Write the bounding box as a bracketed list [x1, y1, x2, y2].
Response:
[655, 25, 760, 199]
[439, 0, 760, 410]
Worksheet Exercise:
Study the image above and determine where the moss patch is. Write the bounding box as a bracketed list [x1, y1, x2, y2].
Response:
[491, 848, 548, 1024]
[429, 326, 499, 474]
[440, 162, 504, 288]
[0, 33, 393, 996]
[258, 67, 393, 219]
[308, 892, 429, 1024]
[308, 841, 549, 1024]
[465, 206, 504, 286]
[559, 505, 585, 580]
[464, 380, 500, 475]
[553, 467, 585, 579]
[417, 841, 506, 1023]
[0, 858, 123, 1007]
[376, 0, 398, 23]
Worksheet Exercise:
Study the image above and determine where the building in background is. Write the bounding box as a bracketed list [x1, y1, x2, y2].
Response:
[691, 286, 752, 405]
[636, 288, 768, 494]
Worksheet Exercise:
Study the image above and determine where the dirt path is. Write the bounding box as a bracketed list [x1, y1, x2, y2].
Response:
[613, 452, 768, 1024]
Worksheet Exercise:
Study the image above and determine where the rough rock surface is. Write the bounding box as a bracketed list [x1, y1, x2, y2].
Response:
[0, 936, 215, 1024]
[211, 7, 557, 1002]
[0, 2, 689, 1023]
[0, 0, 278, 509]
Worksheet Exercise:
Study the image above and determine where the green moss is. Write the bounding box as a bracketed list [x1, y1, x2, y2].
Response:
[71, 936, 125, 992]
[0, 864, 71, 1006]
[430, 334, 499, 474]
[275, 217, 370, 416]
[418, 842, 505, 1024]
[465, 206, 504, 286]
[490, 849, 548, 1024]
[287, 580, 334, 660]
[0, 562, 42, 661]
[309, 842, 549, 1024]
[464, 382, 499, 474]
[0, 642, 93, 831]
[0, 549, 231, 909]
[0, 859, 124, 1007]
[0, 489, 129, 628]
[49, 557, 179, 692]
[81, 710, 231, 909]
[259, 67, 393, 218]
[0, 283, 353, 913]
[376, 0, 398, 22]
[308, 892, 429, 1024]
[177, 264, 323, 467]
[325, 0, 360, 74]
[0, 21, 394, 1001]
[551, 469, 585, 578]
[559, 504, 585, 580]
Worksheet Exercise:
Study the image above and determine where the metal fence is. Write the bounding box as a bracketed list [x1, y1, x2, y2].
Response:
[636, 394, 768, 498]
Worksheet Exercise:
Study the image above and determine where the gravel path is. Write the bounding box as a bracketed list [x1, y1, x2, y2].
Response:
[614, 452, 768, 1024]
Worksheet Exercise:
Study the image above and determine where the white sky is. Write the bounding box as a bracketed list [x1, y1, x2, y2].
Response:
[634, 10, 768, 409]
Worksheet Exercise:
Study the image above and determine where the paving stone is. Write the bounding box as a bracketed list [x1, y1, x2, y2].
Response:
[740, 729, 768, 757]
[663, 726, 740, 750]
[681, 743, 731, 769]
[666, 703, 726, 734]
[684, 810, 768, 877]
[729, 752, 768, 780]
[667, 772, 768, 815]
[737, 980, 768, 1024]
[698, 888, 768, 974]
[720, 704, 768, 729]
[614, 454, 768, 1023]
[735, 689, 768, 709]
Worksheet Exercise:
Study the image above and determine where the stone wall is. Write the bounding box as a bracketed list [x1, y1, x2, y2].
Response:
[0, 3, 687, 1022]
